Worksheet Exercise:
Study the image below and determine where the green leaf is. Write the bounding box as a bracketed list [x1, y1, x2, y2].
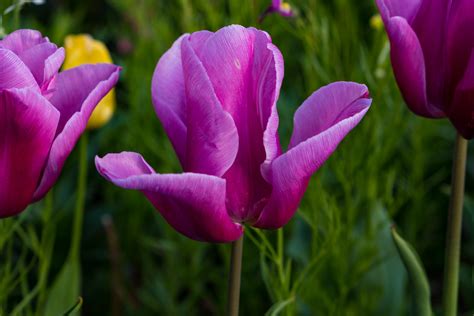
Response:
[260, 252, 278, 302]
[63, 297, 83, 316]
[391, 227, 432, 316]
[264, 296, 295, 316]
[43, 256, 81, 316]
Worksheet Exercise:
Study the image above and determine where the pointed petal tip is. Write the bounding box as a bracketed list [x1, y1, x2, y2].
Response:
[95, 151, 243, 243]
[95, 151, 155, 183]
[255, 81, 372, 229]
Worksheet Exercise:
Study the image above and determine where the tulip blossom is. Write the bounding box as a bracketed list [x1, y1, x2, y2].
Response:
[376, 0, 474, 138]
[268, 0, 294, 17]
[0, 29, 120, 218]
[96, 25, 371, 242]
[259, 0, 294, 22]
[63, 34, 117, 129]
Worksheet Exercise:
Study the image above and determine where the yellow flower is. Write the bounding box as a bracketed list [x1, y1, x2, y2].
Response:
[370, 14, 384, 31]
[63, 34, 116, 130]
[280, 2, 292, 14]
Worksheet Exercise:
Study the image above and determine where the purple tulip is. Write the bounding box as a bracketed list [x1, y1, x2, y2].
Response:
[96, 25, 371, 242]
[376, 0, 474, 138]
[0, 29, 120, 218]
[259, 0, 294, 22]
[268, 0, 294, 17]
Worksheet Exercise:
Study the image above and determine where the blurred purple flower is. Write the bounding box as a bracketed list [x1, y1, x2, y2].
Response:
[0, 29, 120, 218]
[96, 25, 371, 242]
[259, 0, 294, 23]
[376, 0, 474, 138]
[117, 38, 134, 55]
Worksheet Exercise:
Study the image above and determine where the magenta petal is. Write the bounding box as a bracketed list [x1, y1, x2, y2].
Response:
[0, 48, 38, 90]
[95, 152, 243, 242]
[152, 35, 188, 165]
[257, 41, 284, 181]
[17, 42, 65, 89]
[272, 0, 282, 7]
[447, 0, 474, 92]
[411, 0, 451, 104]
[199, 25, 254, 119]
[32, 64, 120, 200]
[50, 64, 121, 134]
[267, 0, 293, 17]
[254, 82, 371, 229]
[188, 31, 213, 56]
[448, 51, 474, 139]
[197, 26, 278, 221]
[386, 17, 444, 118]
[0, 29, 47, 54]
[289, 82, 370, 147]
[0, 88, 59, 217]
[151, 31, 219, 168]
[180, 35, 239, 176]
[376, 0, 422, 23]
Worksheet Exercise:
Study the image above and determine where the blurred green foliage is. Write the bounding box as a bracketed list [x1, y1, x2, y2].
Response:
[0, 0, 473, 315]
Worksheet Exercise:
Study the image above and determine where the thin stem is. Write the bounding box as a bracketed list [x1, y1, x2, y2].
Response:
[69, 134, 88, 262]
[442, 132, 468, 316]
[227, 236, 243, 316]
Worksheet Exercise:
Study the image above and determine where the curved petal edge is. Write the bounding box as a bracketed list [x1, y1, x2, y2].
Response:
[33, 64, 121, 200]
[96, 152, 243, 242]
[254, 82, 372, 229]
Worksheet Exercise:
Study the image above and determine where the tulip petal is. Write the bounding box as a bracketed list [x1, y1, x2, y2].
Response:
[0, 88, 59, 217]
[16, 42, 65, 89]
[446, 0, 474, 93]
[151, 31, 214, 167]
[188, 31, 213, 56]
[0, 29, 48, 54]
[152, 35, 188, 165]
[95, 152, 243, 242]
[448, 51, 474, 139]
[385, 17, 444, 118]
[289, 82, 370, 147]
[411, 0, 451, 105]
[198, 26, 282, 221]
[254, 82, 371, 229]
[0, 48, 38, 90]
[199, 25, 254, 121]
[375, 0, 422, 23]
[33, 64, 120, 200]
[180, 35, 239, 176]
[258, 40, 284, 182]
[44, 49, 65, 86]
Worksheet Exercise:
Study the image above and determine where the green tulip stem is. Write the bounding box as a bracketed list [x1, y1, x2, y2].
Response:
[227, 236, 243, 316]
[443, 132, 468, 316]
[69, 133, 88, 262]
